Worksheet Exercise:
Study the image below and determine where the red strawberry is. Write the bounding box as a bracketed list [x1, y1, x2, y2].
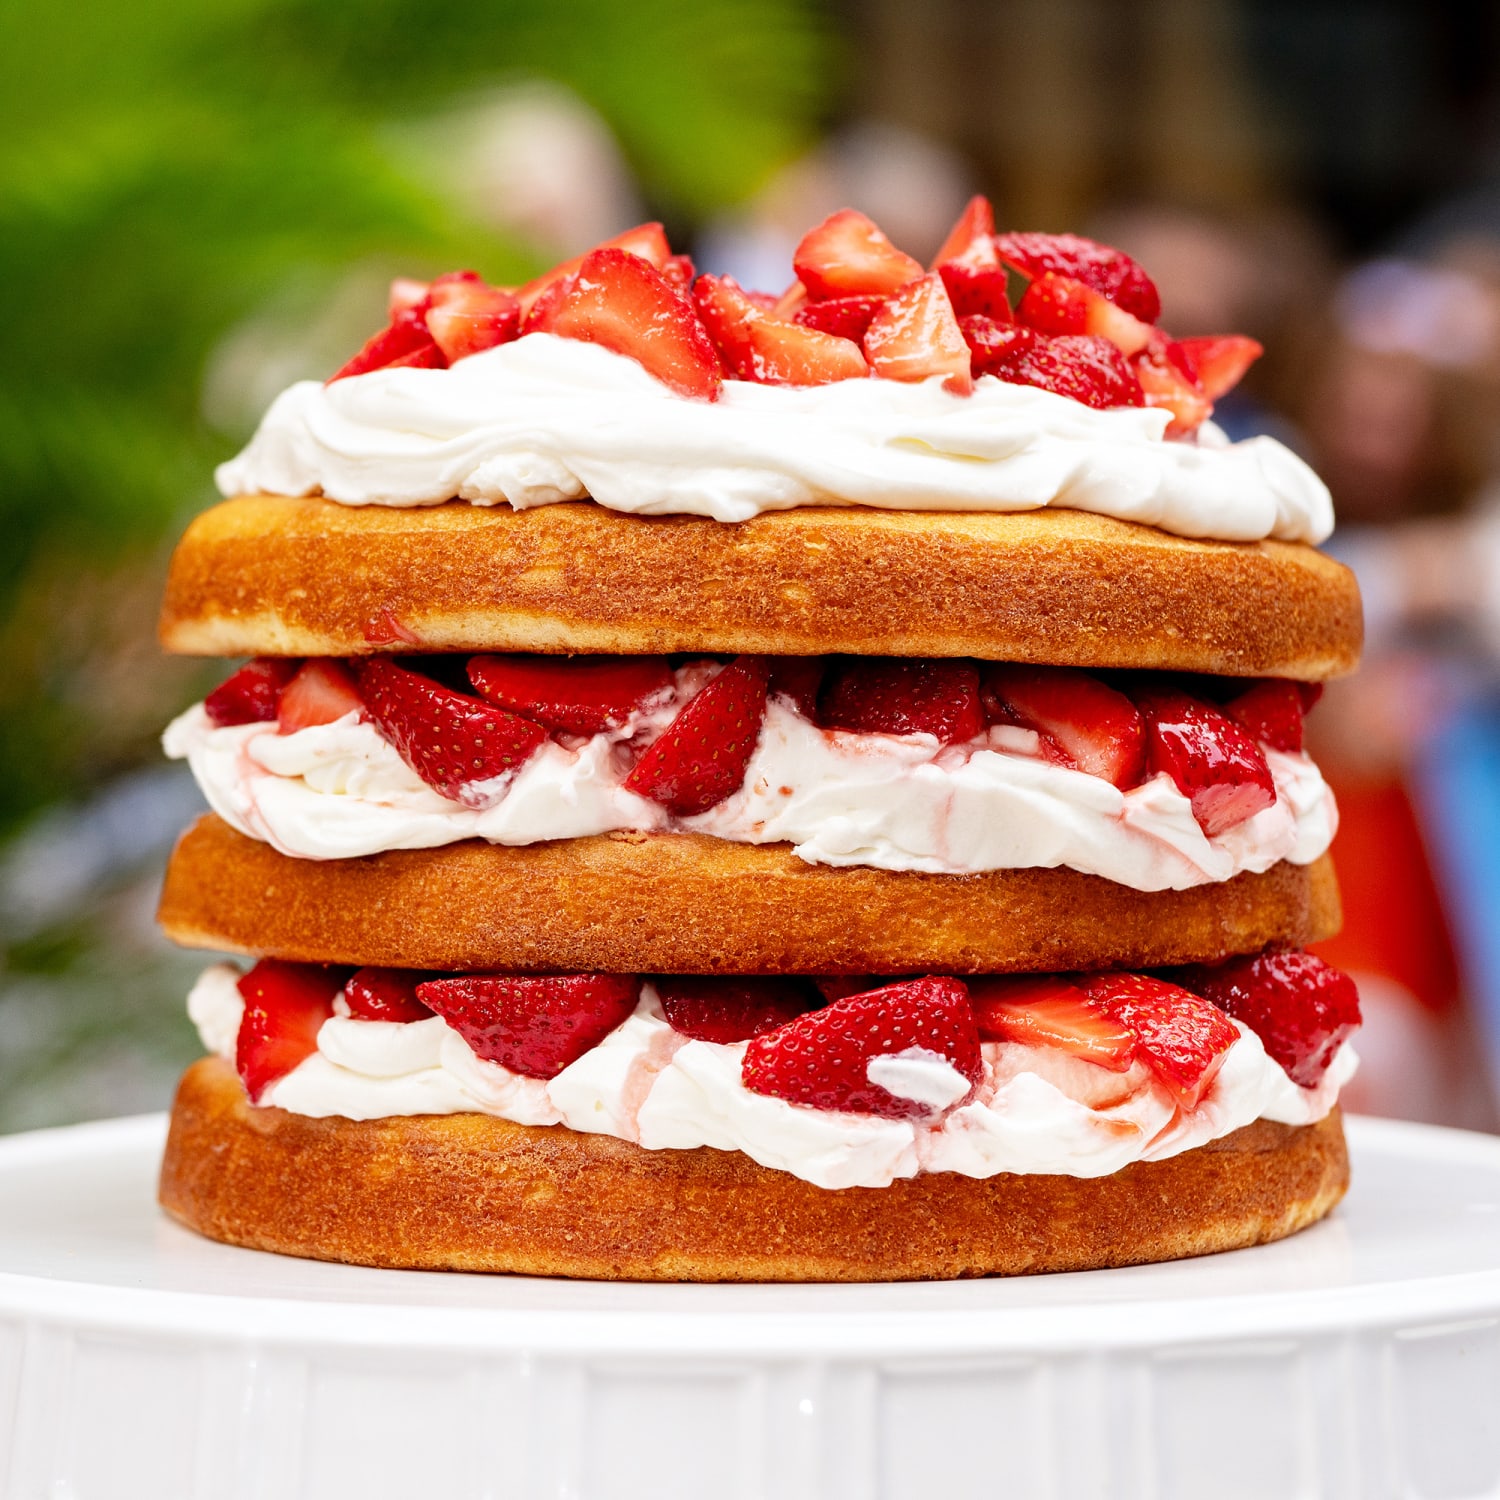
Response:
[961, 316, 1035, 377]
[329, 308, 445, 383]
[467, 654, 673, 736]
[983, 665, 1146, 788]
[1177, 950, 1360, 1088]
[1016, 273, 1153, 355]
[532, 248, 722, 401]
[768, 656, 826, 718]
[794, 209, 924, 301]
[990, 332, 1145, 409]
[384, 342, 447, 371]
[863, 273, 973, 395]
[819, 657, 983, 744]
[204, 657, 299, 727]
[277, 659, 363, 734]
[793, 294, 886, 344]
[932, 195, 996, 265]
[655, 976, 818, 1044]
[771, 281, 809, 318]
[742, 976, 981, 1119]
[343, 967, 435, 1023]
[424, 273, 521, 363]
[694, 275, 868, 385]
[515, 222, 672, 316]
[388, 277, 431, 317]
[994, 231, 1162, 323]
[520, 272, 577, 335]
[1223, 679, 1306, 753]
[1079, 972, 1237, 1108]
[660, 253, 696, 292]
[1174, 335, 1263, 400]
[969, 974, 1137, 1071]
[1133, 687, 1277, 837]
[351, 658, 547, 802]
[1132, 341, 1212, 436]
[416, 972, 641, 1078]
[236, 960, 346, 1103]
[932, 199, 1011, 321]
[623, 656, 770, 815]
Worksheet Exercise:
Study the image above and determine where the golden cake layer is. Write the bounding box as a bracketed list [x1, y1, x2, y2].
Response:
[160, 496, 1362, 676]
[159, 814, 1341, 974]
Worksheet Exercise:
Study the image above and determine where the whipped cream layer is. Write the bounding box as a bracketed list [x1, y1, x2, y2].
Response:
[215, 334, 1334, 544]
[189, 965, 1354, 1190]
[164, 690, 1337, 887]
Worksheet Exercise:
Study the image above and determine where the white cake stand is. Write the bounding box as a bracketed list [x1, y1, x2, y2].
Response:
[1, 1113, 1498, 1500]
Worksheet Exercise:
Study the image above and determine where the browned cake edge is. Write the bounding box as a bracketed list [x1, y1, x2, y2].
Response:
[159, 496, 1362, 677]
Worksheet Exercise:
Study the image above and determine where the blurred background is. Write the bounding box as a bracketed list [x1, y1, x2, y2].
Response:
[4, 0, 1500, 1131]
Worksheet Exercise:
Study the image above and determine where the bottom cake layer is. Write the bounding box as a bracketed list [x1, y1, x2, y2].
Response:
[160, 1058, 1349, 1282]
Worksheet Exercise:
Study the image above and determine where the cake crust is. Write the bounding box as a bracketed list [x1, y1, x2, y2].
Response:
[159, 814, 1341, 975]
[159, 1058, 1349, 1281]
[159, 495, 1362, 676]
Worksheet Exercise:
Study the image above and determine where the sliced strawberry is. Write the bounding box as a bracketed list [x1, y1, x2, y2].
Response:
[424, 273, 521, 363]
[276, 659, 363, 734]
[694, 275, 868, 386]
[936, 234, 1012, 323]
[1176, 950, 1360, 1088]
[742, 976, 980, 1119]
[994, 231, 1161, 323]
[660, 253, 696, 292]
[416, 972, 641, 1079]
[793, 294, 885, 343]
[384, 342, 447, 371]
[1132, 341, 1212, 436]
[329, 308, 445, 383]
[1079, 972, 1237, 1108]
[1174, 335, 1263, 400]
[932, 194, 996, 267]
[771, 281, 809, 318]
[768, 656, 826, 718]
[793, 209, 924, 301]
[343, 967, 435, 1023]
[863, 273, 973, 395]
[1133, 686, 1277, 836]
[1016, 273, 1153, 355]
[467, 654, 673, 737]
[969, 974, 1137, 1072]
[819, 657, 983, 744]
[204, 658, 299, 727]
[962, 316, 1035, 377]
[514, 222, 672, 316]
[990, 331, 1145, 409]
[1223, 679, 1306, 753]
[983, 665, 1146, 788]
[531, 248, 722, 400]
[236, 960, 346, 1103]
[388, 277, 431, 317]
[623, 656, 770, 815]
[519, 272, 577, 335]
[351, 658, 547, 802]
[655, 976, 818, 1044]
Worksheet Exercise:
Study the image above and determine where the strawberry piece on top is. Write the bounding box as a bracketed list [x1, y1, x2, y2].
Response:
[329, 307, 445, 383]
[863, 273, 973, 395]
[351, 658, 547, 803]
[276, 659, 363, 734]
[932, 195, 996, 266]
[694, 275, 868, 385]
[416, 972, 641, 1079]
[969, 974, 1138, 1071]
[623, 655, 771, 815]
[1223, 678, 1308, 753]
[793, 294, 886, 344]
[424, 272, 521, 363]
[1016, 272, 1154, 355]
[741, 976, 982, 1119]
[204, 657, 300, 727]
[994, 231, 1162, 324]
[236, 960, 347, 1103]
[819, 657, 983, 744]
[514, 221, 672, 317]
[1132, 340, 1213, 436]
[931, 198, 1012, 323]
[1173, 335, 1263, 401]
[388, 277, 430, 317]
[655, 975, 818, 1045]
[961, 317, 1035, 377]
[343, 967, 435, 1023]
[983, 665, 1146, 788]
[794, 208, 924, 301]
[988, 331, 1145, 409]
[467, 654, 673, 737]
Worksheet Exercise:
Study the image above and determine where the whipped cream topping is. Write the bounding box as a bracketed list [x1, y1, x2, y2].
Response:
[164, 687, 1336, 888]
[189, 965, 1355, 1190]
[215, 334, 1334, 544]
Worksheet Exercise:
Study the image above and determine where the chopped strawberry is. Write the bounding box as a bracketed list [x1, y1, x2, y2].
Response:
[467, 654, 673, 736]
[936, 235, 1012, 323]
[1224, 679, 1307, 753]
[694, 275, 868, 385]
[519, 272, 577, 335]
[989, 331, 1145, 409]
[343, 967, 435, 1023]
[388, 277, 431, 317]
[961, 316, 1035, 377]
[1016, 273, 1153, 355]
[383, 342, 447, 371]
[623, 656, 770, 815]
[819, 657, 983, 744]
[236, 960, 346, 1103]
[351, 658, 547, 802]
[424, 273, 521, 363]
[531, 249, 722, 400]
[932, 194, 996, 267]
[1174, 335, 1263, 400]
[1133, 686, 1277, 836]
[1132, 341, 1213, 436]
[793, 209, 924, 301]
[793, 294, 886, 343]
[1177, 950, 1360, 1088]
[277, 659, 363, 734]
[204, 658, 299, 727]
[416, 972, 641, 1079]
[969, 974, 1137, 1072]
[660, 253, 696, 292]
[983, 665, 1146, 788]
[1079, 972, 1237, 1108]
[741, 976, 981, 1119]
[771, 281, 809, 318]
[655, 975, 818, 1044]
[768, 656, 826, 718]
[514, 222, 672, 316]
[863, 273, 973, 395]
[994, 231, 1161, 324]
[328, 308, 445, 383]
